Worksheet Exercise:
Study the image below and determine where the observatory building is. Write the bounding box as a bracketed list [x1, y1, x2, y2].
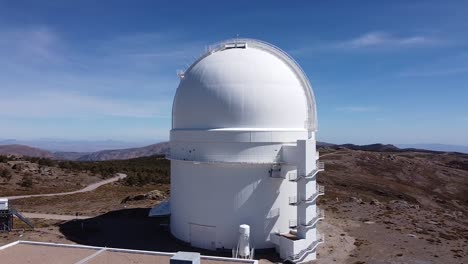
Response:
[168, 39, 325, 263]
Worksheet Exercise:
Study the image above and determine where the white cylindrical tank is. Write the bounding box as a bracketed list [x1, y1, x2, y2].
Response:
[238, 224, 250, 258]
[169, 39, 318, 252]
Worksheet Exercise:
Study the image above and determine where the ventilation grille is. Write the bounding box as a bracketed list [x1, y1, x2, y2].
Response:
[224, 42, 247, 49]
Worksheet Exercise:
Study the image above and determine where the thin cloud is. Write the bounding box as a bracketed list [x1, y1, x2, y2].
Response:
[0, 26, 64, 65]
[290, 31, 443, 55]
[0, 26, 200, 120]
[340, 32, 438, 49]
[0, 91, 170, 119]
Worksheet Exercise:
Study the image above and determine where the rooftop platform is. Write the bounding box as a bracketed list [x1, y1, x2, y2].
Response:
[0, 241, 258, 264]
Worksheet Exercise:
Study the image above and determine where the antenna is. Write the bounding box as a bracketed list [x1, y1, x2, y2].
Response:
[176, 70, 185, 79]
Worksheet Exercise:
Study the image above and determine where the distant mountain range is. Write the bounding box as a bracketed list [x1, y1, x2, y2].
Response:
[396, 144, 468, 154]
[0, 139, 153, 152]
[0, 141, 467, 161]
[0, 144, 54, 158]
[0, 142, 169, 161]
[72, 142, 170, 161]
[318, 142, 468, 154]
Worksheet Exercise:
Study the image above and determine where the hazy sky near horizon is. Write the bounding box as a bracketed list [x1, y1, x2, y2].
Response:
[0, 1, 467, 145]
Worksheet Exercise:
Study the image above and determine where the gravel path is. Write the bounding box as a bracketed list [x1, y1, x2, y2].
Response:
[21, 212, 91, 221]
[5, 173, 127, 200]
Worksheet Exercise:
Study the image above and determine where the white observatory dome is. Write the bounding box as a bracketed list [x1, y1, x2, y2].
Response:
[167, 39, 324, 263]
[173, 39, 317, 130]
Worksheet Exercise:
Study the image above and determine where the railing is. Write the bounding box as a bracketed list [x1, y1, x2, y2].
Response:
[288, 161, 325, 181]
[288, 209, 324, 231]
[166, 154, 283, 165]
[317, 161, 325, 171]
[269, 164, 283, 178]
[288, 172, 298, 181]
[1, 223, 9, 231]
[10, 207, 34, 229]
[302, 209, 325, 228]
[317, 185, 325, 194]
[270, 232, 280, 245]
[0, 209, 10, 216]
[288, 185, 325, 205]
[289, 219, 298, 228]
[284, 233, 325, 263]
[232, 247, 255, 260]
[289, 196, 298, 205]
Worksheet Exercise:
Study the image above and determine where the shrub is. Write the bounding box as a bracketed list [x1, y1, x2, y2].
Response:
[20, 172, 33, 188]
[0, 167, 12, 181]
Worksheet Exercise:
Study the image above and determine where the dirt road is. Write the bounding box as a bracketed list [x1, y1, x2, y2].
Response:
[22, 212, 91, 221]
[5, 173, 127, 200]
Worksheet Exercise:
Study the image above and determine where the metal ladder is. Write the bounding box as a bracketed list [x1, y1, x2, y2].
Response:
[10, 207, 34, 229]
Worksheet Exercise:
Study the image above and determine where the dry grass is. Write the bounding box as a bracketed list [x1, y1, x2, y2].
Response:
[12, 182, 169, 215]
[0, 160, 102, 197]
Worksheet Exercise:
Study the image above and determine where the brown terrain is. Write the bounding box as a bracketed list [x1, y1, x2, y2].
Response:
[0, 142, 169, 161]
[316, 149, 468, 264]
[0, 158, 102, 196]
[0, 145, 53, 158]
[75, 142, 170, 161]
[1, 146, 467, 264]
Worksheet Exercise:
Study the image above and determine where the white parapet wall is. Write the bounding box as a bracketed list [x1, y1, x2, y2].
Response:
[0, 240, 259, 264]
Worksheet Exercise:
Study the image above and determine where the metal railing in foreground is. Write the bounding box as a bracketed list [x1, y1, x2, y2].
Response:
[10, 207, 34, 229]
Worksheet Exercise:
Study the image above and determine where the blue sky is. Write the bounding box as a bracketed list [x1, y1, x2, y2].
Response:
[0, 0, 467, 145]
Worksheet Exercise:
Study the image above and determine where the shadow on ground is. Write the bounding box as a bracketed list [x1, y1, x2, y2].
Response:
[59, 208, 280, 262]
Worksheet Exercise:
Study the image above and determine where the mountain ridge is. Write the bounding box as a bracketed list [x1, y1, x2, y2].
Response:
[1, 141, 467, 161]
[0, 144, 54, 158]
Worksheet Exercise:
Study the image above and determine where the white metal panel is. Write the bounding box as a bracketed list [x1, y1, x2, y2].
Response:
[250, 132, 272, 142]
[170, 161, 297, 249]
[0, 199, 8, 210]
[171, 130, 308, 143]
[190, 223, 217, 250]
[172, 42, 313, 130]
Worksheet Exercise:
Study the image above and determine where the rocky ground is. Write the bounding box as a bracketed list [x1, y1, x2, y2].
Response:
[0, 159, 102, 197]
[11, 183, 169, 215]
[315, 149, 468, 264]
[1, 148, 467, 263]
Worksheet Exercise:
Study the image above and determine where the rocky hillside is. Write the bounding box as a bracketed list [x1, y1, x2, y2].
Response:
[76, 142, 170, 161]
[315, 148, 468, 263]
[1, 142, 170, 161]
[319, 149, 468, 210]
[0, 144, 53, 158]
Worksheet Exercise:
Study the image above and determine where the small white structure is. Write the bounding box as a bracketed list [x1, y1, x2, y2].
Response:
[235, 224, 252, 259]
[169, 39, 324, 263]
[0, 198, 8, 211]
[170, 251, 200, 264]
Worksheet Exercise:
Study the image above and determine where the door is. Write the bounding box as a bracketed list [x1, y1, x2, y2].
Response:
[189, 223, 216, 250]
